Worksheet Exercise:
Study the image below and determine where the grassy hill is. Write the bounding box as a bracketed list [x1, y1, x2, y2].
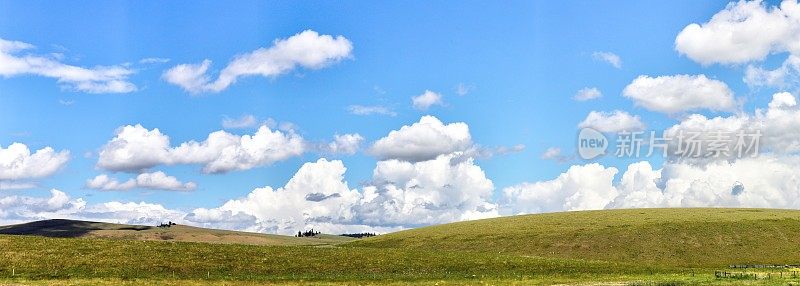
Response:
[0, 219, 354, 246]
[350, 208, 800, 267]
[4, 208, 800, 285]
[0, 234, 645, 283]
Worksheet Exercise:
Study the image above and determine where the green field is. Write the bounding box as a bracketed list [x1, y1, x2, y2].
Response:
[2, 208, 800, 285]
[352, 208, 800, 267]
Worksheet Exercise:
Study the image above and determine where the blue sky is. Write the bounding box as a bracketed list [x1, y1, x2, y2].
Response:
[2, 0, 800, 234]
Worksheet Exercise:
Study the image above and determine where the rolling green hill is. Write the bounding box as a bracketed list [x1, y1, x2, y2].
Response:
[0, 219, 354, 246]
[350, 208, 800, 267]
[4, 208, 800, 285]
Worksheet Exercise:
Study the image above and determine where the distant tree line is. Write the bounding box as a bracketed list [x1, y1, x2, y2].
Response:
[157, 221, 177, 228]
[296, 229, 321, 237]
[296, 229, 378, 238]
[340, 232, 377, 238]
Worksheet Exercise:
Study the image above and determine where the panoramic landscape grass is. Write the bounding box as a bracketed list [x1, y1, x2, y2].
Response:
[3, 208, 800, 285]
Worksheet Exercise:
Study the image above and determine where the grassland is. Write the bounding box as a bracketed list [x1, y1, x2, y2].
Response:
[352, 208, 800, 267]
[2, 208, 800, 285]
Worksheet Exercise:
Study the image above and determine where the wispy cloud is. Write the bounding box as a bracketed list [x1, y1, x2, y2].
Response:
[0, 38, 137, 93]
[139, 57, 170, 64]
[163, 30, 353, 93]
[222, 114, 258, 129]
[592, 51, 622, 68]
[455, 83, 475, 96]
[540, 147, 574, 163]
[573, 87, 602, 101]
[86, 171, 196, 192]
[348, 105, 397, 116]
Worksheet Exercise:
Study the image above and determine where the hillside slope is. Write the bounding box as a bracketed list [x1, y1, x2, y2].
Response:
[349, 208, 800, 267]
[0, 219, 354, 246]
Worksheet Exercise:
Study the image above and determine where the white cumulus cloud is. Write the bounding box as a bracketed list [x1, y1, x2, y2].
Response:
[358, 152, 498, 227]
[185, 158, 364, 234]
[369, 115, 472, 162]
[97, 124, 305, 173]
[0, 143, 69, 181]
[502, 163, 619, 214]
[411, 90, 444, 110]
[578, 110, 645, 133]
[664, 92, 800, 157]
[675, 0, 800, 65]
[186, 152, 497, 234]
[623, 74, 737, 114]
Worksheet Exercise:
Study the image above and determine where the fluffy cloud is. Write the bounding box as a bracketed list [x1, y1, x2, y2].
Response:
[86, 171, 197, 192]
[324, 134, 364, 155]
[500, 155, 800, 214]
[503, 91, 800, 213]
[770, 91, 798, 108]
[502, 163, 619, 214]
[675, 0, 800, 65]
[0, 38, 136, 93]
[664, 92, 800, 157]
[96, 125, 172, 172]
[369, 116, 472, 162]
[358, 152, 498, 227]
[411, 90, 444, 110]
[180, 116, 499, 233]
[0, 143, 69, 181]
[622, 74, 737, 113]
[163, 30, 353, 93]
[578, 110, 645, 133]
[97, 124, 305, 173]
[613, 156, 800, 209]
[574, 87, 602, 101]
[186, 158, 364, 234]
[592, 51, 622, 68]
[347, 105, 397, 116]
[677, 1, 800, 89]
[186, 152, 497, 234]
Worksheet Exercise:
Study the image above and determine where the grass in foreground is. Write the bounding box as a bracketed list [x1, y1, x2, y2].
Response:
[0, 234, 669, 282]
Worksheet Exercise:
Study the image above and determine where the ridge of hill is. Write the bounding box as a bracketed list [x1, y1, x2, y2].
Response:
[0, 219, 354, 246]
